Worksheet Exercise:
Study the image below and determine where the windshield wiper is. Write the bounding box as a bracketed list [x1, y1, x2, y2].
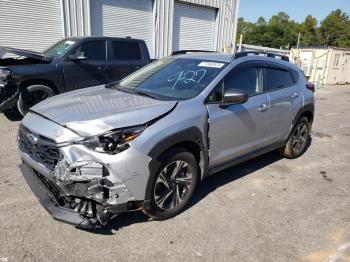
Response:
[133, 90, 159, 100]
[114, 86, 159, 100]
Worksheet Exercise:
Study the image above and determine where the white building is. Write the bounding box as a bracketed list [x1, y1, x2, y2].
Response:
[237, 43, 291, 57]
[0, 0, 239, 59]
[291, 47, 350, 85]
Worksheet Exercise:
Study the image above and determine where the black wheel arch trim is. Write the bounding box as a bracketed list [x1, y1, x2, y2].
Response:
[292, 103, 314, 126]
[144, 126, 209, 203]
[285, 103, 314, 144]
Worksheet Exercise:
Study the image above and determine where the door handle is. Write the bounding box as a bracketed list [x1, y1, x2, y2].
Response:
[291, 92, 299, 99]
[257, 104, 267, 112]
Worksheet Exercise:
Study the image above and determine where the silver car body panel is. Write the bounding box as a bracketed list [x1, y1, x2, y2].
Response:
[30, 85, 177, 136]
[207, 93, 271, 167]
[17, 53, 314, 227]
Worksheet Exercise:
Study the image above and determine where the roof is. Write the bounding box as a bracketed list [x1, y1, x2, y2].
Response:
[172, 52, 233, 62]
[171, 51, 294, 68]
[63, 36, 145, 42]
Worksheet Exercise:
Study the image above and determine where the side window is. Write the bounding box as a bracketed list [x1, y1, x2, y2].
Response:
[207, 82, 223, 103]
[290, 68, 299, 84]
[265, 68, 294, 91]
[73, 41, 106, 61]
[112, 41, 142, 60]
[224, 66, 263, 96]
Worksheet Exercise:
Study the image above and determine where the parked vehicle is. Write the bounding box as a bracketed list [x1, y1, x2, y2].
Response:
[18, 51, 314, 228]
[0, 37, 151, 116]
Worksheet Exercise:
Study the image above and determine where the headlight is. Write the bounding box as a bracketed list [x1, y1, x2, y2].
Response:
[77, 125, 146, 154]
[0, 68, 12, 79]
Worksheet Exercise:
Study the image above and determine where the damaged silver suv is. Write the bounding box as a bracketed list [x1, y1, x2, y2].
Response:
[18, 52, 314, 228]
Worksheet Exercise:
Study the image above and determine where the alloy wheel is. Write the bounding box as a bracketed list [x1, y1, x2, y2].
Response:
[154, 160, 193, 210]
[292, 122, 308, 154]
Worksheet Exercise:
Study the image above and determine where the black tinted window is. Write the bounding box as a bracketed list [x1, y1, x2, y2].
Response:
[207, 82, 223, 102]
[290, 69, 299, 83]
[112, 41, 142, 60]
[74, 41, 106, 60]
[225, 67, 263, 96]
[265, 68, 294, 90]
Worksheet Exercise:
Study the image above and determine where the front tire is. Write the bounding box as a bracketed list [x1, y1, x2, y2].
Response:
[17, 84, 55, 116]
[143, 148, 199, 220]
[279, 116, 310, 159]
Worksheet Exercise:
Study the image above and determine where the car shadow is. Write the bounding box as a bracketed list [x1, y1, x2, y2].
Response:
[81, 148, 295, 235]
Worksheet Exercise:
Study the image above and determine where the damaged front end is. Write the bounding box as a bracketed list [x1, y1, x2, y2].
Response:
[0, 67, 19, 112]
[0, 46, 52, 112]
[18, 125, 145, 228]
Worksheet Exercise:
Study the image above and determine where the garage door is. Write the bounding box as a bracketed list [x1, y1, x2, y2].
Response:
[0, 0, 64, 52]
[91, 0, 154, 58]
[173, 1, 217, 52]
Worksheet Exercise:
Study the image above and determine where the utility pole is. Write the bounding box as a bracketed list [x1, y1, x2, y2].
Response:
[297, 32, 301, 49]
[238, 34, 243, 52]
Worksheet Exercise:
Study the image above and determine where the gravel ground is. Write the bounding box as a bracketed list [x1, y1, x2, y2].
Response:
[0, 85, 349, 262]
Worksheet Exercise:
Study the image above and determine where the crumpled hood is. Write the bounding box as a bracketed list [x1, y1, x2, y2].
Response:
[0, 46, 52, 61]
[31, 85, 177, 137]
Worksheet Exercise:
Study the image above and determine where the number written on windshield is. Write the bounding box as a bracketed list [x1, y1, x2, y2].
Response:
[167, 69, 207, 90]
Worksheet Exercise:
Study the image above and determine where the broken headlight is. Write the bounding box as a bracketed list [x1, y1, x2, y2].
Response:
[78, 125, 146, 154]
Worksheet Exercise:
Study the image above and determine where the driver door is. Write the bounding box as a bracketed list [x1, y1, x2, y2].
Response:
[206, 61, 270, 168]
[63, 40, 111, 91]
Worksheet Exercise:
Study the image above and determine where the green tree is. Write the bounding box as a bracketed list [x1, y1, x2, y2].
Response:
[319, 9, 350, 47]
[300, 15, 319, 46]
[237, 10, 350, 49]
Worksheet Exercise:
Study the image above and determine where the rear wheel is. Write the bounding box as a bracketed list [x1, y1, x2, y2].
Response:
[17, 84, 55, 116]
[279, 116, 310, 159]
[143, 148, 199, 220]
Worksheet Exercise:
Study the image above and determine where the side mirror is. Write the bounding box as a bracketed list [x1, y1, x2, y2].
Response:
[220, 89, 249, 108]
[68, 54, 87, 61]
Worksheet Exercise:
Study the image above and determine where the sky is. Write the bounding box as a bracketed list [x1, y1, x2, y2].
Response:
[238, 0, 350, 23]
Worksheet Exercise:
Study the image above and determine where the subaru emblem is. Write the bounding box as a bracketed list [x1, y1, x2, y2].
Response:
[28, 133, 39, 145]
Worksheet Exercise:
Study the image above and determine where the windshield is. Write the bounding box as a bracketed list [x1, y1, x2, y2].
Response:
[117, 58, 227, 100]
[43, 39, 76, 57]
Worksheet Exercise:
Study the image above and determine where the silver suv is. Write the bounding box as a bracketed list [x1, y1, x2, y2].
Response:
[18, 52, 314, 228]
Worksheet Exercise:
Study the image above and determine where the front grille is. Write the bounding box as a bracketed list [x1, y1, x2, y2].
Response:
[18, 126, 62, 171]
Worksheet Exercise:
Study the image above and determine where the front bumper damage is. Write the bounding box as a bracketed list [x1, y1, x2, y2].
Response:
[20, 163, 95, 227]
[19, 137, 152, 228]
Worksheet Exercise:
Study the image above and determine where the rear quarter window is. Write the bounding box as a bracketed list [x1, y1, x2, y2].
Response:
[112, 41, 142, 60]
[265, 67, 294, 91]
[290, 68, 299, 83]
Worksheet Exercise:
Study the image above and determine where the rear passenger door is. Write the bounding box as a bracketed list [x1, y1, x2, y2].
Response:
[110, 40, 148, 82]
[264, 63, 302, 143]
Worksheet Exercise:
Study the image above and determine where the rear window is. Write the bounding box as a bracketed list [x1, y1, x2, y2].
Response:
[112, 41, 142, 60]
[265, 68, 294, 91]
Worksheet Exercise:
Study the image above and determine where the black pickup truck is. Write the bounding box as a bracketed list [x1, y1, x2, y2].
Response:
[0, 37, 151, 116]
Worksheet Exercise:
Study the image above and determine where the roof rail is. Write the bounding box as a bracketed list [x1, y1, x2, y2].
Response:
[234, 51, 290, 61]
[171, 50, 215, 56]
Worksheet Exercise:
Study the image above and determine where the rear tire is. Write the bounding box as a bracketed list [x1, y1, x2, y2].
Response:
[143, 148, 199, 220]
[17, 84, 55, 116]
[279, 116, 310, 159]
